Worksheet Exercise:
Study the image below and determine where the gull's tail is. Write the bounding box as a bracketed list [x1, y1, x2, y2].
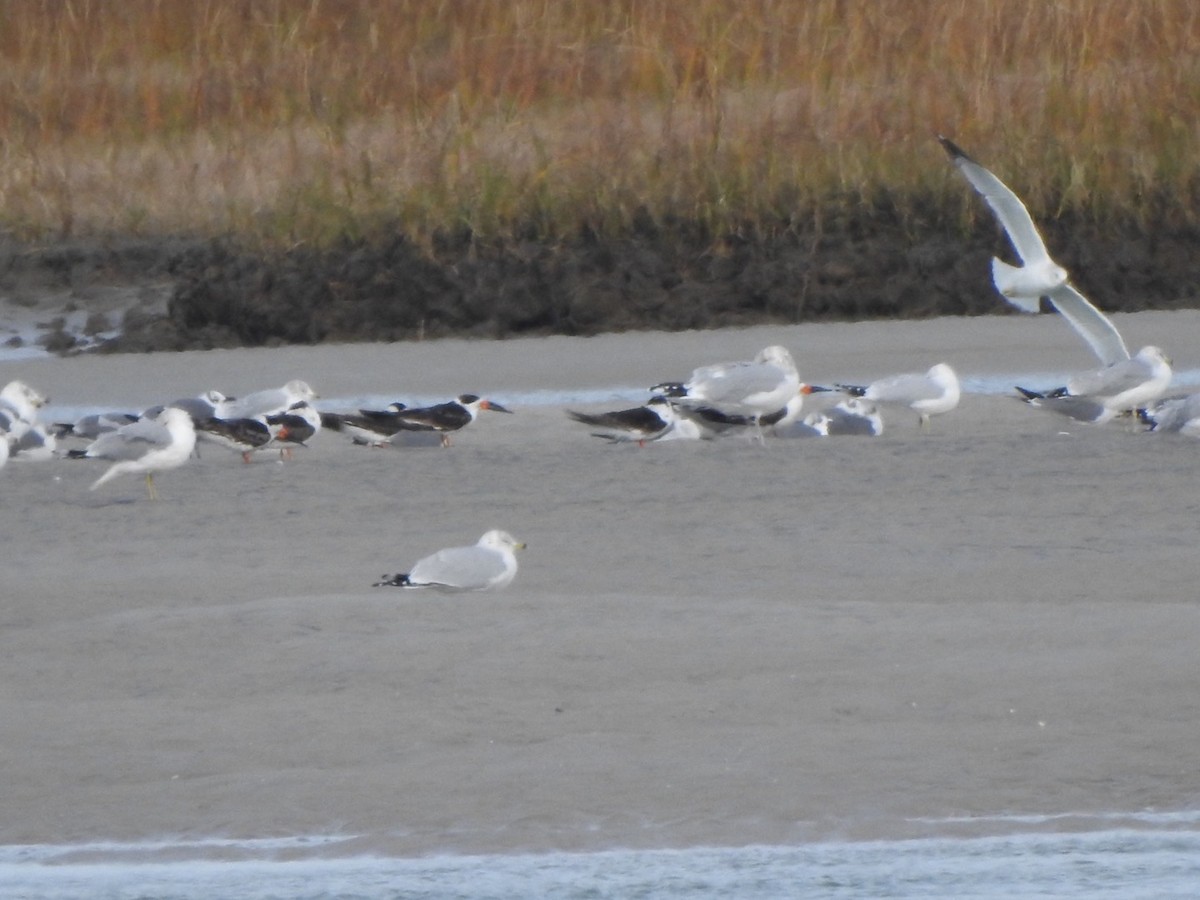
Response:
[90, 463, 128, 491]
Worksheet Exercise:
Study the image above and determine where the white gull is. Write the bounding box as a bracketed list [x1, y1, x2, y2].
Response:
[373, 529, 526, 592]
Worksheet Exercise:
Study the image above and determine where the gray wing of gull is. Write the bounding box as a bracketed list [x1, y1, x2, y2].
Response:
[1066, 355, 1153, 398]
[1046, 284, 1130, 367]
[86, 418, 171, 461]
[940, 136, 1051, 266]
[684, 361, 787, 404]
[409, 546, 507, 590]
[865, 372, 942, 404]
[1027, 395, 1111, 423]
[223, 388, 289, 419]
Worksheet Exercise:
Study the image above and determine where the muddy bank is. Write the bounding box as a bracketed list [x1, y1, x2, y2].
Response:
[4, 205, 1200, 354]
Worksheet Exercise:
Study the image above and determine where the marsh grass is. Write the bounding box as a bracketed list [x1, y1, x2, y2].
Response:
[1, 0, 1197, 246]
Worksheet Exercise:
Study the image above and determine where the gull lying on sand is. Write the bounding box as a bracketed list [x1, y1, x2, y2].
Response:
[653, 345, 801, 426]
[804, 397, 885, 437]
[835, 363, 960, 427]
[53, 412, 139, 440]
[72, 407, 197, 499]
[939, 135, 1132, 369]
[1139, 393, 1200, 437]
[1, 380, 56, 460]
[1015, 345, 1173, 422]
[222, 380, 317, 420]
[143, 389, 236, 423]
[373, 529, 526, 592]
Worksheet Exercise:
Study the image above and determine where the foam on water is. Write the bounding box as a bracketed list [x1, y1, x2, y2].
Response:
[4, 815, 1200, 900]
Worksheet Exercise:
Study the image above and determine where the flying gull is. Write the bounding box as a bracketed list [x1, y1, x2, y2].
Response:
[939, 135, 1132, 368]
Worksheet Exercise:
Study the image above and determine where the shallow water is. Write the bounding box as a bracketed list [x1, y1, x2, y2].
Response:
[4, 822, 1200, 899]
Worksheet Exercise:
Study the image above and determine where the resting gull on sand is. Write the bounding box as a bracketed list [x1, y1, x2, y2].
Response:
[373, 529, 526, 592]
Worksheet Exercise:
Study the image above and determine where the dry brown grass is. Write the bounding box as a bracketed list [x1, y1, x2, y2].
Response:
[1, 0, 1197, 245]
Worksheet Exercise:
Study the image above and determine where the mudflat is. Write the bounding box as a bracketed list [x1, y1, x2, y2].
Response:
[2, 310, 1199, 857]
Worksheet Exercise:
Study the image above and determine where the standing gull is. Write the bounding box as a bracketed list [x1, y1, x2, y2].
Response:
[71, 407, 197, 499]
[836, 363, 960, 427]
[373, 530, 526, 592]
[1016, 345, 1173, 421]
[939, 135, 1131, 367]
[652, 345, 801, 428]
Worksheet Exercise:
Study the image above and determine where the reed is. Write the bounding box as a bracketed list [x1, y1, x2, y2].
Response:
[0, 0, 1196, 245]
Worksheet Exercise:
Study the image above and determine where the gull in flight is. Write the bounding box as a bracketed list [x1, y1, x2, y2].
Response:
[373, 529, 526, 592]
[939, 135, 1131, 368]
[835, 363, 960, 427]
[72, 407, 197, 499]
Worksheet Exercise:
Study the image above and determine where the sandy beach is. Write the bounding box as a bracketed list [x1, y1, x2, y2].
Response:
[2, 310, 1200, 858]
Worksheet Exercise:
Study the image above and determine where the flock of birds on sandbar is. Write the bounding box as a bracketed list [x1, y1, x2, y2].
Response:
[2, 137, 1198, 591]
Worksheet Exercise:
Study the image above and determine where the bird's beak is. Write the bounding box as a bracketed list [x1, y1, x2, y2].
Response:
[515, 542, 527, 551]
[803, 384, 832, 394]
[483, 400, 513, 413]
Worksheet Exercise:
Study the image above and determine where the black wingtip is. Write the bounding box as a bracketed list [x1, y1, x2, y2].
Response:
[372, 573, 412, 588]
[835, 383, 867, 398]
[1014, 386, 1044, 402]
[937, 134, 971, 162]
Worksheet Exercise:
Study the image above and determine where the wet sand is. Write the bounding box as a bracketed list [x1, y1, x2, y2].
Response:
[3, 310, 1200, 857]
